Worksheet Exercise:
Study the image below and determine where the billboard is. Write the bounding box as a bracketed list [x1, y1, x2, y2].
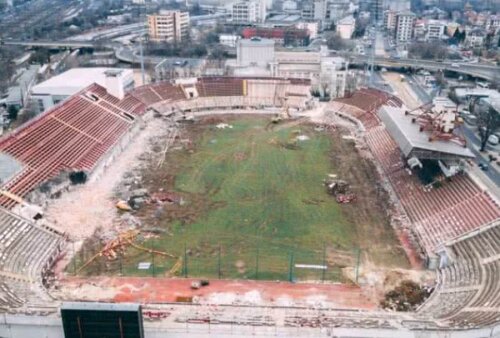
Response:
[61, 302, 144, 338]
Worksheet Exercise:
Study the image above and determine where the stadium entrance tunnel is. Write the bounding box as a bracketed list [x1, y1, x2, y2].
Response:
[69, 171, 88, 185]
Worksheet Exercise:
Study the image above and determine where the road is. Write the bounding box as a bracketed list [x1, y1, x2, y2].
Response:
[405, 73, 500, 187]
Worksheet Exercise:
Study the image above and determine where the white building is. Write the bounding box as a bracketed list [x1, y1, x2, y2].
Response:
[237, 38, 275, 67]
[295, 21, 319, 39]
[336, 15, 356, 39]
[313, 0, 328, 22]
[232, 0, 266, 23]
[426, 20, 446, 41]
[383, 10, 397, 32]
[395, 11, 415, 42]
[148, 11, 190, 43]
[219, 34, 241, 48]
[465, 29, 486, 48]
[30, 68, 134, 114]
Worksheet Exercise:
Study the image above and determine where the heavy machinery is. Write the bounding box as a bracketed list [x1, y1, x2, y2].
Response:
[323, 177, 356, 204]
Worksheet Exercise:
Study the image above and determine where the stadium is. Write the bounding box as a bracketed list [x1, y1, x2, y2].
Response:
[0, 76, 498, 337]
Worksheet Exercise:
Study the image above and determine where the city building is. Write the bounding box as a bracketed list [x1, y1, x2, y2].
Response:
[219, 34, 241, 48]
[426, 20, 446, 41]
[395, 11, 415, 42]
[313, 0, 328, 22]
[241, 27, 310, 46]
[383, 10, 397, 32]
[328, 0, 353, 21]
[336, 15, 356, 39]
[30, 68, 134, 114]
[147, 11, 190, 43]
[231, 0, 266, 23]
[237, 38, 275, 67]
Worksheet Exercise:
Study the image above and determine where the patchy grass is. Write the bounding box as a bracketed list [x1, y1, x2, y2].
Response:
[75, 116, 409, 280]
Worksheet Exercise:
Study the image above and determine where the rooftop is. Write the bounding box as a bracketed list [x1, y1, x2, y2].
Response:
[31, 68, 133, 97]
[379, 105, 475, 160]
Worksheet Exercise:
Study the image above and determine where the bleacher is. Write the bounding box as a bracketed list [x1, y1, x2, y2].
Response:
[336, 88, 402, 113]
[364, 125, 500, 256]
[196, 77, 245, 97]
[0, 207, 64, 311]
[418, 223, 500, 328]
[0, 84, 143, 209]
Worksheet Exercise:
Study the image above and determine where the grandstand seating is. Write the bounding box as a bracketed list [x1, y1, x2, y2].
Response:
[196, 77, 245, 97]
[0, 78, 498, 329]
[364, 125, 500, 255]
[0, 84, 142, 209]
[336, 88, 402, 113]
[0, 207, 64, 310]
[418, 223, 500, 327]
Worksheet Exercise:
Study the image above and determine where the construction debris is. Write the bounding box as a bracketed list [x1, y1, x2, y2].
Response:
[216, 123, 233, 129]
[76, 230, 176, 274]
[116, 200, 132, 211]
[323, 177, 356, 204]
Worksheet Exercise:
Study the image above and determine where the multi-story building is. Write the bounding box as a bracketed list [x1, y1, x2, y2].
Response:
[426, 20, 446, 41]
[336, 16, 356, 39]
[242, 27, 310, 46]
[232, 0, 266, 23]
[30, 68, 134, 113]
[148, 11, 190, 43]
[395, 11, 415, 42]
[237, 38, 275, 67]
[383, 9, 397, 32]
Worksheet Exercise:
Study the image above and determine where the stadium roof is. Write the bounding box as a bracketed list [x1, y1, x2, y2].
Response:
[0, 152, 23, 186]
[379, 105, 475, 160]
[31, 68, 133, 97]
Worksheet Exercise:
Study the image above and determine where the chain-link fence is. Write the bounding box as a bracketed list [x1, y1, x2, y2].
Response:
[69, 238, 361, 283]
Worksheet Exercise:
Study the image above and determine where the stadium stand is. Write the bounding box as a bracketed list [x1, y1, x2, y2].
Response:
[418, 221, 500, 327]
[0, 207, 64, 311]
[0, 84, 145, 209]
[0, 79, 498, 331]
[328, 88, 500, 328]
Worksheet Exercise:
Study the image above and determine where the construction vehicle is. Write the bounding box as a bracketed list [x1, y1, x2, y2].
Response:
[323, 178, 356, 204]
[336, 193, 357, 204]
[271, 97, 291, 124]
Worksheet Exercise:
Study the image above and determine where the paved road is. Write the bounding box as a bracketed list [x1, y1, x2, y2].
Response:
[406, 74, 499, 186]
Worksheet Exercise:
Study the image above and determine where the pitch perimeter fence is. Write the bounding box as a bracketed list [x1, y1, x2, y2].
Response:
[69, 240, 361, 283]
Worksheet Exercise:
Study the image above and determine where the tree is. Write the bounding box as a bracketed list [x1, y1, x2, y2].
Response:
[325, 32, 351, 51]
[476, 105, 500, 152]
[8, 105, 19, 121]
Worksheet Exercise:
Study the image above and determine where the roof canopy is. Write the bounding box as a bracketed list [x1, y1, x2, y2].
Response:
[379, 105, 475, 160]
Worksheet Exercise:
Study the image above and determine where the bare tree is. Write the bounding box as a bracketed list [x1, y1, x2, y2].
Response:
[474, 104, 500, 151]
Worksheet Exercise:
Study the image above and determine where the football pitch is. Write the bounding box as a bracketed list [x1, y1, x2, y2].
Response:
[76, 115, 409, 281]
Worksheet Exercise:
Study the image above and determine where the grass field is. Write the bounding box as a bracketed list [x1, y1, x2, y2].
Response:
[75, 115, 409, 280]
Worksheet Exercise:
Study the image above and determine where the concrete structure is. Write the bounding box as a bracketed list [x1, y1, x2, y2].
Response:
[295, 21, 319, 39]
[426, 20, 446, 41]
[395, 11, 415, 42]
[237, 38, 275, 67]
[384, 9, 397, 32]
[147, 11, 190, 43]
[231, 0, 266, 23]
[219, 34, 241, 48]
[242, 27, 310, 46]
[465, 28, 486, 47]
[336, 15, 356, 39]
[30, 68, 134, 113]
[386, 0, 410, 11]
[313, 0, 328, 22]
[270, 48, 351, 98]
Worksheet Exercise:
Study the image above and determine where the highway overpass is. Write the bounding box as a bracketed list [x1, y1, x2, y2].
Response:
[344, 54, 500, 82]
[2, 40, 96, 48]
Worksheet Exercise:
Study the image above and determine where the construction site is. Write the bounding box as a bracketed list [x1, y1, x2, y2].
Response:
[0, 76, 499, 337]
